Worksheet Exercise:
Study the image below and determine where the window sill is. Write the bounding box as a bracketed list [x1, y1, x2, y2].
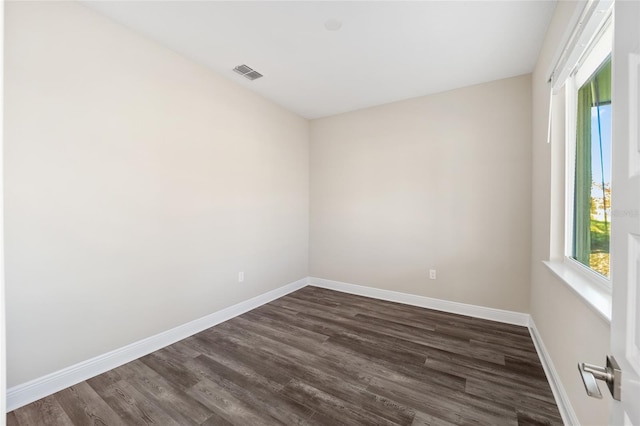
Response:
[543, 260, 612, 323]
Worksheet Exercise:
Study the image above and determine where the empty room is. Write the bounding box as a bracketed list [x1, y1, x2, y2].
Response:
[2, 0, 639, 425]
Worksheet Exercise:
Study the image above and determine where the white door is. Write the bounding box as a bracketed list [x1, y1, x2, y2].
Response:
[0, 0, 6, 418]
[610, 0, 640, 424]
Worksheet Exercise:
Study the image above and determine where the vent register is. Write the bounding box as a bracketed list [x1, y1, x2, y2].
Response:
[233, 64, 263, 81]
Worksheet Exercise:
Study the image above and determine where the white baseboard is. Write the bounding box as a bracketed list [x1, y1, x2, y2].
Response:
[6, 277, 309, 412]
[309, 277, 530, 326]
[8, 275, 577, 425]
[528, 318, 579, 426]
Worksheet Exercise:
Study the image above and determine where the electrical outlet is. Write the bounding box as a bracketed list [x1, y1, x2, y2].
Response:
[238, 272, 244, 282]
[429, 269, 437, 280]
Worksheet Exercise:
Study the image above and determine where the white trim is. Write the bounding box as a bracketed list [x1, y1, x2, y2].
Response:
[7, 275, 578, 425]
[0, 0, 5, 419]
[309, 277, 530, 326]
[548, 0, 613, 91]
[544, 260, 612, 322]
[564, 256, 611, 293]
[545, 0, 587, 84]
[573, 19, 613, 87]
[6, 277, 309, 412]
[529, 318, 580, 426]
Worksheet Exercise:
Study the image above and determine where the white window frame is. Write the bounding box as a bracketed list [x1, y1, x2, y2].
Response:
[563, 20, 613, 290]
[544, 1, 613, 322]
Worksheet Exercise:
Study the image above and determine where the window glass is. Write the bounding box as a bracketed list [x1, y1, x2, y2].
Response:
[572, 58, 611, 277]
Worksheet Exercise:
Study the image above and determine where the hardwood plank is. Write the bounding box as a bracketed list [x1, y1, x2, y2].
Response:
[368, 375, 519, 426]
[288, 301, 506, 364]
[289, 288, 440, 329]
[465, 377, 561, 422]
[199, 411, 235, 426]
[298, 287, 528, 337]
[186, 334, 291, 391]
[139, 351, 201, 391]
[211, 312, 469, 403]
[54, 381, 125, 425]
[281, 378, 400, 426]
[240, 304, 467, 392]
[202, 321, 376, 389]
[424, 354, 554, 397]
[89, 379, 182, 426]
[186, 354, 317, 425]
[504, 355, 549, 380]
[7, 287, 562, 425]
[116, 360, 212, 425]
[327, 332, 428, 367]
[186, 376, 281, 426]
[329, 315, 504, 366]
[6, 411, 20, 426]
[204, 317, 456, 425]
[434, 322, 537, 352]
[471, 338, 543, 362]
[157, 340, 202, 362]
[232, 314, 332, 355]
[516, 409, 562, 426]
[264, 294, 442, 336]
[9, 395, 73, 426]
[242, 309, 332, 342]
[411, 410, 459, 426]
[86, 369, 124, 390]
[199, 335, 416, 426]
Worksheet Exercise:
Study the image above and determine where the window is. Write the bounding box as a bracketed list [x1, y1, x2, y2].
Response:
[544, 1, 614, 320]
[565, 21, 613, 281]
[570, 58, 612, 277]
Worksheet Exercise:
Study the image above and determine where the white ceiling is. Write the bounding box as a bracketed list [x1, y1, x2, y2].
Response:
[83, 1, 556, 119]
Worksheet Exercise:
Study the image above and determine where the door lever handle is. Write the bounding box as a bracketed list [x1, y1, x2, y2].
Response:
[577, 355, 622, 401]
[579, 362, 606, 398]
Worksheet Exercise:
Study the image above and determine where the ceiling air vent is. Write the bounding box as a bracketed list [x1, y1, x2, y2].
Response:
[233, 64, 263, 81]
[244, 70, 263, 81]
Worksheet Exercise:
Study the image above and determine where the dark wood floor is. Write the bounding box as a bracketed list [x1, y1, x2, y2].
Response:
[7, 286, 562, 425]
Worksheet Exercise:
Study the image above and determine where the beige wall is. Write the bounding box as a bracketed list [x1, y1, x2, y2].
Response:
[5, 6, 612, 425]
[530, 2, 612, 425]
[310, 75, 532, 313]
[4, 1, 309, 387]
